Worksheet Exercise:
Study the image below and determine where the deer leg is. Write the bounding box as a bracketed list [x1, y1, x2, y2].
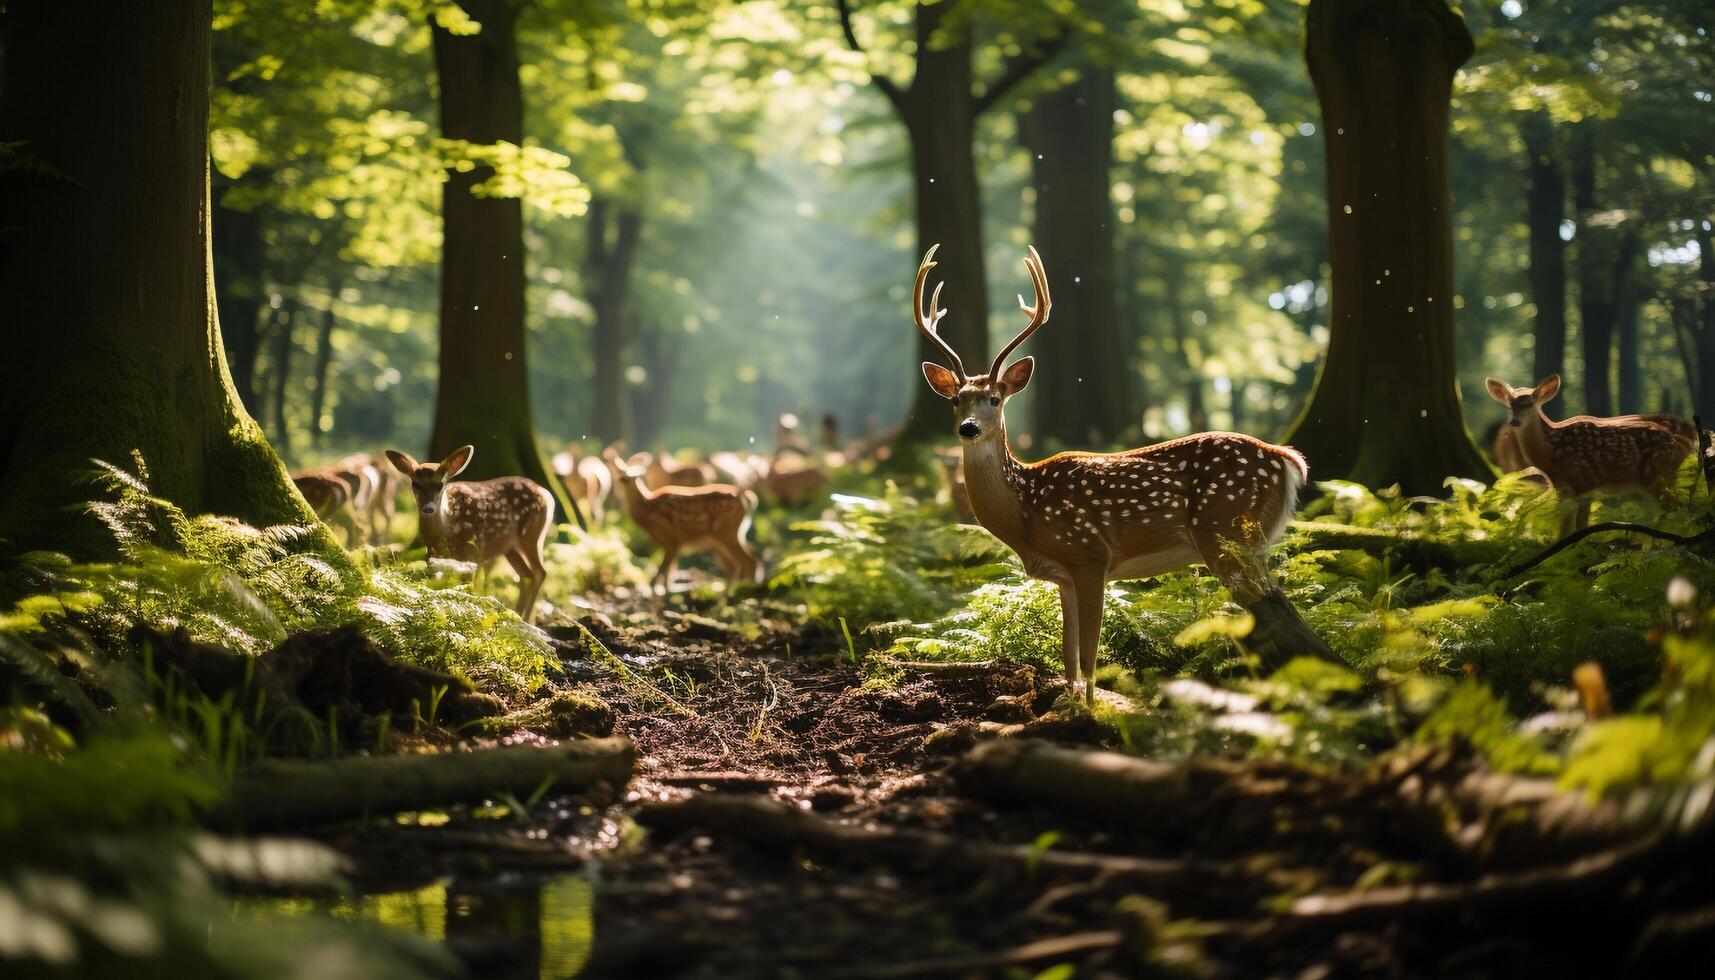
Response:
[1057, 583, 1080, 694]
[653, 545, 679, 596]
[1072, 570, 1106, 706]
[503, 548, 536, 622]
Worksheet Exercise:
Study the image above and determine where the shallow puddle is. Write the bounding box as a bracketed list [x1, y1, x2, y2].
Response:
[235, 873, 595, 978]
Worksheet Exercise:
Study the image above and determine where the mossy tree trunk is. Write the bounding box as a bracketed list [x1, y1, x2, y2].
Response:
[0, 0, 314, 560]
[1523, 113, 1567, 386]
[429, 0, 580, 525]
[1019, 63, 1132, 446]
[1283, 0, 1489, 493]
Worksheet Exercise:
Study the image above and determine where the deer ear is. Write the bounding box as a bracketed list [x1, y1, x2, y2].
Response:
[1534, 375, 1561, 402]
[440, 445, 474, 478]
[384, 450, 418, 477]
[1000, 357, 1034, 394]
[922, 362, 961, 399]
[1484, 378, 1512, 405]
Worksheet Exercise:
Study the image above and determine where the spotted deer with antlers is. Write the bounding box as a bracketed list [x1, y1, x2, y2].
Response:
[385, 446, 555, 624]
[912, 245, 1312, 703]
[1485, 375, 1694, 533]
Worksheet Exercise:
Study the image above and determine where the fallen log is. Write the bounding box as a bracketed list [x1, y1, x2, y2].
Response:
[637, 793, 1258, 903]
[208, 736, 635, 829]
[1288, 521, 1514, 572]
[955, 739, 1203, 838]
[957, 740, 1650, 863]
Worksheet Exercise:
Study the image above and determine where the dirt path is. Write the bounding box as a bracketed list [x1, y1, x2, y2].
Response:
[317, 595, 1685, 979]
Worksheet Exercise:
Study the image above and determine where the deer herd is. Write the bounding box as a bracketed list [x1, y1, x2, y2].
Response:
[286, 245, 1701, 698]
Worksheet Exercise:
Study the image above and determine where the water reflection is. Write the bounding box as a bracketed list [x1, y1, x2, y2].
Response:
[235, 874, 593, 979]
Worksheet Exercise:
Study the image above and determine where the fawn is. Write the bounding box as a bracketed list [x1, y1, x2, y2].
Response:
[912, 245, 1309, 704]
[384, 446, 555, 624]
[1484, 375, 1694, 533]
[645, 453, 714, 491]
[292, 468, 363, 547]
[606, 449, 760, 593]
[553, 446, 612, 527]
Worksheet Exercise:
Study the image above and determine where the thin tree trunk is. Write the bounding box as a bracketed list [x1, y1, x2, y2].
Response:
[1523, 114, 1567, 385]
[586, 197, 644, 444]
[1572, 130, 1613, 416]
[271, 299, 298, 453]
[0, 0, 314, 565]
[1164, 258, 1206, 432]
[428, 0, 580, 526]
[1019, 64, 1130, 445]
[1699, 224, 1715, 422]
[213, 169, 270, 417]
[1283, 0, 1489, 492]
[1613, 232, 1642, 415]
[309, 281, 339, 446]
[897, 1, 988, 445]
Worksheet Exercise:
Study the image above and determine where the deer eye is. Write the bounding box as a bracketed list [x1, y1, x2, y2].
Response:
[989, 396, 1000, 406]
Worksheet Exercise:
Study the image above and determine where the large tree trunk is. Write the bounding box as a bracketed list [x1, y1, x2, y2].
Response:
[1019, 64, 1131, 445]
[0, 0, 313, 563]
[1283, 0, 1489, 492]
[1572, 131, 1614, 416]
[428, 0, 579, 525]
[1523, 114, 1567, 385]
[586, 197, 644, 444]
[897, 1, 989, 445]
[1164, 256, 1207, 432]
[212, 170, 270, 417]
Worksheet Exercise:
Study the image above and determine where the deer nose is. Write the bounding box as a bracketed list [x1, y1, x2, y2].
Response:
[420, 502, 437, 516]
[958, 419, 982, 440]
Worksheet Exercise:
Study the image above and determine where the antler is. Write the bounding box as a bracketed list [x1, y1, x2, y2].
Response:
[913, 245, 967, 379]
[989, 245, 1051, 379]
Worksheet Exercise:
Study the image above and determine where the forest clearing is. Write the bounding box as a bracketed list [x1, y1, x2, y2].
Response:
[3, 0, 1715, 978]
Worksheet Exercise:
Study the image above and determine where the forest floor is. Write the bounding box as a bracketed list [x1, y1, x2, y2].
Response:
[278, 574, 1701, 980]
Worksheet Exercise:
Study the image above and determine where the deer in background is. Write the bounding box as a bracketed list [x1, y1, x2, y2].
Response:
[385, 446, 555, 624]
[553, 446, 612, 527]
[333, 452, 401, 544]
[606, 449, 760, 593]
[645, 452, 715, 491]
[1485, 375, 1694, 533]
[912, 245, 1313, 704]
[292, 468, 363, 546]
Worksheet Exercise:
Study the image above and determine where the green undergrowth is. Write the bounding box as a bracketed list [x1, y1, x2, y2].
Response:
[769, 473, 1715, 796]
[5, 456, 555, 700]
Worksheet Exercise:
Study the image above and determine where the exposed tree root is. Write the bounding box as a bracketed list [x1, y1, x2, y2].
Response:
[1502, 522, 1715, 577]
[636, 793, 1261, 903]
[208, 736, 635, 829]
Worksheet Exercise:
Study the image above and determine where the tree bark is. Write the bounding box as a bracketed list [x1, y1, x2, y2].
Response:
[1283, 0, 1490, 493]
[270, 298, 297, 454]
[586, 197, 644, 444]
[628, 319, 677, 448]
[1019, 64, 1131, 445]
[1615, 235, 1642, 414]
[1697, 224, 1715, 422]
[1523, 114, 1567, 385]
[309, 282, 340, 446]
[896, 1, 989, 445]
[1572, 130, 1613, 416]
[428, 0, 580, 526]
[0, 0, 313, 562]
